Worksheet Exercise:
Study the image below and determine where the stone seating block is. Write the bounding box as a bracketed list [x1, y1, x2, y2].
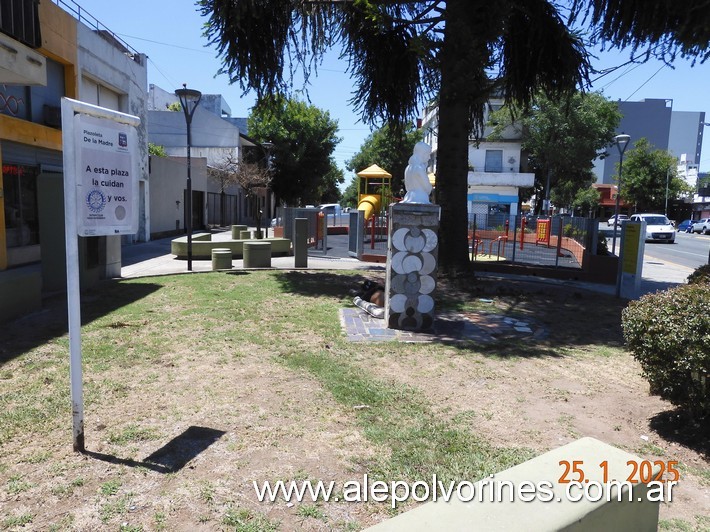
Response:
[366, 437, 660, 531]
[231, 225, 248, 239]
[211, 248, 233, 270]
[243, 241, 272, 268]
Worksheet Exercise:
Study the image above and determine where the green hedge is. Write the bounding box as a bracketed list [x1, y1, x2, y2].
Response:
[622, 283, 710, 417]
[687, 263, 710, 285]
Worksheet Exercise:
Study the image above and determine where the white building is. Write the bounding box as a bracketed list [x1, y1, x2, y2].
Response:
[421, 98, 535, 227]
[147, 86, 267, 237]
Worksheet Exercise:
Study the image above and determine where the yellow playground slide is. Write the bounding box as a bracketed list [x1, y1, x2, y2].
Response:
[357, 194, 381, 221]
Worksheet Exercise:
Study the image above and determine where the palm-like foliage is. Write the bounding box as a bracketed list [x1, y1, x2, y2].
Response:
[199, 0, 710, 274]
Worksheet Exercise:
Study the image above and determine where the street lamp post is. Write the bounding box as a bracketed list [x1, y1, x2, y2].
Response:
[262, 141, 274, 237]
[611, 133, 631, 256]
[175, 84, 202, 271]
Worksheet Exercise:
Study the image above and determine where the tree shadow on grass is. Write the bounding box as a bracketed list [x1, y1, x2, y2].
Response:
[0, 279, 163, 366]
[275, 270, 382, 299]
[274, 270, 628, 358]
[649, 409, 710, 459]
[84, 426, 226, 473]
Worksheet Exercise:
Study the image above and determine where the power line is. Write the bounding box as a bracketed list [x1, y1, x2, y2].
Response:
[115, 32, 213, 54]
[624, 64, 667, 101]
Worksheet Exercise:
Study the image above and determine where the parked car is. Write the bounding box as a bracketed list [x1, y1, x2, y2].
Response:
[691, 218, 710, 234]
[629, 213, 676, 243]
[607, 214, 628, 226]
[677, 219, 695, 232]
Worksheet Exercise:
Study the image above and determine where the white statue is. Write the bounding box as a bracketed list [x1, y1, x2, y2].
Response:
[401, 141, 432, 204]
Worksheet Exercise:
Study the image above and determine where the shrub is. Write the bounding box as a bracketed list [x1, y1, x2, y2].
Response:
[687, 263, 710, 285]
[622, 284, 710, 418]
[596, 231, 609, 255]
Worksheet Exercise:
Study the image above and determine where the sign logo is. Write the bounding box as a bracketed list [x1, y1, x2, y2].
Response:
[86, 189, 106, 213]
[118, 132, 127, 147]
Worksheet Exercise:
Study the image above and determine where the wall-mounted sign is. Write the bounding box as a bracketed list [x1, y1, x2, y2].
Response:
[74, 113, 138, 236]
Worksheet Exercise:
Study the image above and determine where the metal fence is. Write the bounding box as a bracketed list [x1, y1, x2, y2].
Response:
[469, 214, 595, 269]
[280, 207, 327, 254]
[345, 210, 597, 269]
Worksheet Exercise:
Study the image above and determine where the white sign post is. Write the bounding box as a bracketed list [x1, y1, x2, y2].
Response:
[61, 98, 140, 452]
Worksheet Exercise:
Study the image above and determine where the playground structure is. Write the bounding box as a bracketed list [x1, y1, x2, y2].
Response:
[468, 214, 591, 268]
[356, 164, 393, 222]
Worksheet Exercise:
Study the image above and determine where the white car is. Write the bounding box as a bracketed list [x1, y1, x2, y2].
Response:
[629, 213, 676, 243]
[607, 214, 628, 226]
[691, 218, 710, 235]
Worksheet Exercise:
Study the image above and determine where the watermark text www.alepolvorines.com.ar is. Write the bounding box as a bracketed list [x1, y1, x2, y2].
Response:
[253, 474, 677, 509]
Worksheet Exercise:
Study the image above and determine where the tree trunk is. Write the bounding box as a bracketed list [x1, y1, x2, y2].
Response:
[436, 0, 474, 277]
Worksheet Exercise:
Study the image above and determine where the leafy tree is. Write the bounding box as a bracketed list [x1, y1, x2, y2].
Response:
[341, 175, 361, 208]
[199, 0, 710, 275]
[320, 159, 345, 204]
[616, 137, 690, 213]
[490, 91, 620, 213]
[345, 123, 423, 196]
[572, 186, 601, 217]
[148, 142, 167, 157]
[166, 101, 182, 112]
[246, 95, 342, 206]
[207, 151, 273, 227]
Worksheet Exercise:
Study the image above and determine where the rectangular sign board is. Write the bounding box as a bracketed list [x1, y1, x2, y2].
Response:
[74, 113, 138, 236]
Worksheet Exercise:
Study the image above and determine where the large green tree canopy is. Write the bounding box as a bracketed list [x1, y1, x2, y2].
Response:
[491, 91, 621, 213]
[200, 0, 710, 275]
[247, 95, 342, 206]
[617, 137, 691, 213]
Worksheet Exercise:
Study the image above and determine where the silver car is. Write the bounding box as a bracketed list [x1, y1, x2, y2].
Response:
[691, 218, 710, 235]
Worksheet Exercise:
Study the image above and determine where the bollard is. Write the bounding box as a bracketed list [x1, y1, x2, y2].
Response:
[294, 218, 308, 268]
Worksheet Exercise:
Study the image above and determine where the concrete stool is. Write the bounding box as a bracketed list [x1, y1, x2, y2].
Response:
[239, 230, 252, 240]
[211, 248, 233, 270]
[243, 241, 271, 268]
[231, 225, 248, 239]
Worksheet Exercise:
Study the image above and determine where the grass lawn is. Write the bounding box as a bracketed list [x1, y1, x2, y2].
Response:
[0, 270, 707, 531]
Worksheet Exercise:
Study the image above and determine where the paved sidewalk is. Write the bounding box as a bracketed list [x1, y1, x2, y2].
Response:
[121, 230, 384, 278]
[120, 229, 695, 300]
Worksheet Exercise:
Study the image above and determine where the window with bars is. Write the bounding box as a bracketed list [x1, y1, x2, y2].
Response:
[0, 0, 41, 48]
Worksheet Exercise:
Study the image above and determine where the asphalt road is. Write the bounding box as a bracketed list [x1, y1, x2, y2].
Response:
[603, 223, 710, 269]
[644, 231, 710, 269]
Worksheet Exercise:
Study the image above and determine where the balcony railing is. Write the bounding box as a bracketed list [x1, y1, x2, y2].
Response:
[51, 0, 142, 63]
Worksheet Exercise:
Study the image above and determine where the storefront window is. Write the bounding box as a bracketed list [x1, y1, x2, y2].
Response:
[3, 163, 39, 247]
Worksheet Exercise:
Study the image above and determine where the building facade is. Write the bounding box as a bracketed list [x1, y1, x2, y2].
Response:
[421, 98, 535, 227]
[0, 0, 148, 320]
[592, 98, 707, 220]
[147, 85, 269, 236]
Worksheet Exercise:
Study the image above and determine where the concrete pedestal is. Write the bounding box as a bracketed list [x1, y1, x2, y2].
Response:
[243, 241, 271, 268]
[231, 225, 247, 239]
[211, 248, 232, 270]
[239, 230, 252, 240]
[385, 203, 440, 331]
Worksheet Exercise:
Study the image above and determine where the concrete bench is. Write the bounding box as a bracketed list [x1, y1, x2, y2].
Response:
[171, 234, 291, 259]
[211, 248, 232, 270]
[243, 241, 271, 268]
[366, 437, 660, 531]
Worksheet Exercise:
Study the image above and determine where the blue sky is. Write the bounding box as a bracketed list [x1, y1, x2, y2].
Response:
[76, 1, 710, 179]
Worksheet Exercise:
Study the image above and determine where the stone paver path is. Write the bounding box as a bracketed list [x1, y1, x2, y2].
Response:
[340, 308, 546, 343]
